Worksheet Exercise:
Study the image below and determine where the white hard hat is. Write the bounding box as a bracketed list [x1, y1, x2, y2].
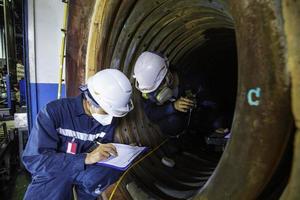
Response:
[133, 51, 169, 93]
[87, 69, 134, 117]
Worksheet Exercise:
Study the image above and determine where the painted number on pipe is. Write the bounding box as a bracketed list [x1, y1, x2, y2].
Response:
[247, 87, 261, 106]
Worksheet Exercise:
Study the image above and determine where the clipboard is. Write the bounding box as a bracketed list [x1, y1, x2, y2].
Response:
[96, 143, 148, 171]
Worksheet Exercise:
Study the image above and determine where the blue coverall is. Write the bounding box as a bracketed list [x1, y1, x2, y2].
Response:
[142, 88, 188, 136]
[142, 86, 222, 136]
[22, 95, 122, 200]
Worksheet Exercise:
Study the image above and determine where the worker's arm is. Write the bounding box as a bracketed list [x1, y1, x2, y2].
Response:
[142, 98, 177, 122]
[143, 97, 194, 122]
[22, 106, 86, 176]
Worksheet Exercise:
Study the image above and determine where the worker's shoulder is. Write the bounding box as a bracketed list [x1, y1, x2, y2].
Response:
[46, 96, 80, 113]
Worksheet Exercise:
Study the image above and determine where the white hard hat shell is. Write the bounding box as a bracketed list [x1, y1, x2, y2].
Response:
[87, 69, 133, 117]
[133, 51, 168, 93]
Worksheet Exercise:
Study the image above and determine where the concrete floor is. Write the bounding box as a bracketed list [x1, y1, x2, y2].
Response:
[1, 118, 29, 200]
[11, 171, 30, 200]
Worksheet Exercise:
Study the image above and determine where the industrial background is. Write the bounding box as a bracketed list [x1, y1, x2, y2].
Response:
[0, 0, 299, 200]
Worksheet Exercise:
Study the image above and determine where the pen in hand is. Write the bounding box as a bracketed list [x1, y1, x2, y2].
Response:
[85, 143, 118, 165]
[96, 141, 118, 157]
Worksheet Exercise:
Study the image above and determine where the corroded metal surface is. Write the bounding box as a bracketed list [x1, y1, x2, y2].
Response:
[196, 1, 293, 199]
[65, 0, 297, 199]
[65, 0, 96, 97]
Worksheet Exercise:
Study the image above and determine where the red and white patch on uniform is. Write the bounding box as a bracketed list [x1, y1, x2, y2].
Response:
[66, 141, 77, 154]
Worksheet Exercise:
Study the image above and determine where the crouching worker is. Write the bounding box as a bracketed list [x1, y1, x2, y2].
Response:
[22, 69, 134, 200]
[133, 51, 194, 136]
[133, 51, 195, 167]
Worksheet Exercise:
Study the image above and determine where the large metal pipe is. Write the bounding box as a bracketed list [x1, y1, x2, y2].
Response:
[66, 0, 297, 199]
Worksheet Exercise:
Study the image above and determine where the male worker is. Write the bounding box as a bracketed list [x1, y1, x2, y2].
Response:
[133, 51, 195, 136]
[22, 69, 134, 200]
[133, 52, 230, 164]
[133, 51, 195, 167]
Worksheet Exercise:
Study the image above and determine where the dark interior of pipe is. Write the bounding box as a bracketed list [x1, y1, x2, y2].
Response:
[177, 28, 237, 129]
[162, 27, 237, 154]
[167, 27, 237, 148]
[126, 28, 238, 199]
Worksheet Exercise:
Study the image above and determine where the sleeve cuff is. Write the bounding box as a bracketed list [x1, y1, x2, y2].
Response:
[165, 102, 177, 115]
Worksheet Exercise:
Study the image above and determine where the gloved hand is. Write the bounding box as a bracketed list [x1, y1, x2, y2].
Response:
[85, 143, 118, 165]
[173, 97, 194, 112]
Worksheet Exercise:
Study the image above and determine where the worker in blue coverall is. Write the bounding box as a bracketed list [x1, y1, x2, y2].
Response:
[22, 69, 134, 200]
[133, 51, 196, 167]
[133, 52, 195, 135]
[133, 52, 228, 166]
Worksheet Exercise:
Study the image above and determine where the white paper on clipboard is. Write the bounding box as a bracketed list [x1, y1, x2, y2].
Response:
[97, 143, 148, 171]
